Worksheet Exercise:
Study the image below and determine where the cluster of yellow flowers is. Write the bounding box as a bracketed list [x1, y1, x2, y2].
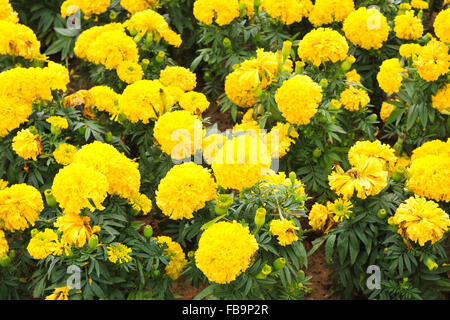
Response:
[434, 8, 450, 43]
[159, 66, 197, 92]
[61, 0, 111, 17]
[377, 58, 406, 95]
[156, 236, 188, 280]
[269, 219, 299, 246]
[0, 0, 18, 23]
[392, 196, 450, 246]
[308, 0, 354, 26]
[339, 85, 370, 112]
[121, 0, 158, 14]
[195, 221, 258, 284]
[107, 243, 133, 264]
[156, 162, 217, 220]
[12, 128, 42, 161]
[261, 0, 313, 25]
[193, 0, 240, 26]
[53, 143, 78, 166]
[27, 228, 66, 260]
[0, 20, 41, 59]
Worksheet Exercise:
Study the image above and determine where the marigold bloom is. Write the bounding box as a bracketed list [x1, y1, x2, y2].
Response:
[45, 286, 71, 300]
[432, 84, 450, 114]
[0, 184, 43, 231]
[128, 193, 152, 215]
[53, 143, 77, 166]
[308, 0, 354, 26]
[156, 162, 217, 220]
[348, 140, 397, 169]
[339, 86, 370, 111]
[121, 0, 158, 14]
[159, 66, 196, 92]
[107, 243, 132, 264]
[60, 0, 110, 17]
[156, 236, 188, 280]
[116, 61, 143, 84]
[410, 0, 428, 9]
[0, 230, 9, 258]
[309, 203, 329, 231]
[415, 39, 449, 82]
[410, 139, 450, 162]
[195, 221, 258, 284]
[54, 213, 97, 248]
[12, 128, 42, 161]
[46, 116, 69, 130]
[89, 85, 120, 114]
[327, 198, 353, 222]
[380, 101, 397, 122]
[0, 21, 40, 59]
[27, 228, 62, 260]
[377, 58, 406, 94]
[193, 0, 240, 26]
[346, 69, 361, 85]
[179, 91, 210, 114]
[394, 11, 423, 40]
[434, 9, 450, 43]
[399, 43, 422, 59]
[393, 196, 450, 246]
[269, 219, 300, 246]
[0, 0, 19, 23]
[261, 0, 313, 25]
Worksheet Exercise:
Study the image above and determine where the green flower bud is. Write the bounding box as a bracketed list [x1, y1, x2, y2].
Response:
[261, 264, 272, 276]
[155, 51, 165, 64]
[319, 78, 328, 89]
[368, 114, 377, 122]
[313, 148, 322, 158]
[392, 166, 405, 182]
[133, 34, 143, 43]
[341, 60, 352, 72]
[255, 272, 267, 279]
[144, 225, 153, 238]
[253, 87, 263, 98]
[295, 61, 305, 74]
[377, 209, 387, 219]
[105, 131, 113, 143]
[424, 257, 438, 271]
[44, 189, 58, 208]
[328, 99, 341, 110]
[393, 137, 404, 155]
[50, 125, 61, 137]
[282, 41, 292, 60]
[223, 37, 232, 49]
[215, 194, 233, 215]
[109, 11, 117, 20]
[0, 256, 11, 267]
[253, 0, 261, 9]
[187, 251, 194, 259]
[254, 208, 266, 228]
[88, 235, 98, 249]
[273, 257, 286, 270]
[152, 269, 160, 277]
[78, 125, 87, 136]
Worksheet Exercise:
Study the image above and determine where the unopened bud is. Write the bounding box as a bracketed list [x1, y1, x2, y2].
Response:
[425, 257, 438, 271]
[377, 209, 387, 219]
[143, 225, 153, 238]
[295, 61, 305, 74]
[254, 208, 266, 227]
[88, 235, 98, 249]
[44, 189, 58, 208]
[273, 257, 286, 270]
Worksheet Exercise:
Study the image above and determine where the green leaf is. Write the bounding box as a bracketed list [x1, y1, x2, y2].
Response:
[193, 285, 216, 300]
[200, 214, 226, 230]
[325, 234, 336, 263]
[54, 27, 80, 37]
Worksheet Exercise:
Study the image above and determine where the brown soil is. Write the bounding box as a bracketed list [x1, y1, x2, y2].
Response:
[171, 276, 208, 300]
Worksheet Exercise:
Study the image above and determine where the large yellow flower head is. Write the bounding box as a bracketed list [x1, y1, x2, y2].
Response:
[118, 79, 175, 123]
[27, 228, 63, 260]
[415, 39, 449, 82]
[410, 139, 450, 162]
[309, 203, 329, 231]
[156, 162, 217, 220]
[393, 196, 450, 246]
[60, 0, 111, 17]
[193, 0, 240, 26]
[343, 7, 389, 50]
[116, 61, 143, 84]
[297, 28, 349, 66]
[53, 143, 77, 166]
[339, 86, 370, 111]
[434, 8, 450, 43]
[124, 9, 182, 47]
[411, 0, 428, 9]
[153, 110, 203, 160]
[121, 0, 158, 14]
[0, 184, 43, 231]
[51, 163, 109, 215]
[156, 236, 188, 280]
[346, 69, 362, 85]
[0, 0, 19, 23]
[348, 140, 397, 170]
[179, 91, 210, 114]
[195, 221, 258, 284]
[72, 141, 141, 200]
[46, 116, 69, 130]
[0, 230, 8, 258]
[399, 43, 422, 59]
[45, 286, 70, 300]
[377, 58, 406, 95]
[159, 66, 196, 92]
[327, 198, 353, 222]
[380, 101, 397, 122]
[269, 219, 300, 246]
[74, 23, 139, 70]
[88, 85, 120, 114]
[432, 84, 450, 115]
[224, 66, 260, 108]
[394, 10, 423, 40]
[212, 134, 272, 190]
[0, 21, 41, 59]
[54, 213, 98, 248]
[328, 154, 388, 199]
[266, 122, 299, 158]
[12, 128, 42, 161]
[275, 75, 322, 125]
[308, 0, 354, 26]
[107, 243, 132, 264]
[261, 0, 313, 25]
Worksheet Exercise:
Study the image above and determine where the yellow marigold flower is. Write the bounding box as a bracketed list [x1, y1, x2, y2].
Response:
[52, 163, 109, 215]
[224, 67, 259, 108]
[0, 21, 41, 59]
[339, 86, 370, 111]
[434, 8, 450, 43]
[61, 0, 110, 17]
[107, 243, 132, 264]
[153, 110, 203, 160]
[118, 79, 175, 123]
[44, 61, 70, 93]
[327, 198, 353, 223]
[308, 0, 354, 26]
[54, 213, 97, 248]
[72, 141, 141, 200]
[0, 0, 19, 23]
[348, 140, 397, 169]
[346, 69, 361, 85]
[309, 203, 329, 231]
[0, 230, 9, 258]
[415, 39, 449, 82]
[195, 221, 258, 284]
[124, 9, 182, 47]
[297, 28, 349, 66]
[53, 143, 77, 166]
[212, 134, 271, 190]
[74, 23, 139, 70]
[166, 85, 184, 104]
[179, 91, 210, 114]
[266, 122, 299, 158]
[156, 236, 188, 280]
[202, 133, 227, 165]
[343, 7, 389, 50]
[27, 228, 62, 260]
[259, 170, 306, 198]
[410, 139, 450, 161]
[45, 286, 71, 300]
[261, 0, 313, 25]
[377, 58, 406, 95]
[89, 85, 120, 114]
[193, 0, 240, 26]
[432, 83, 450, 114]
[393, 196, 450, 246]
[394, 11, 423, 40]
[12, 128, 42, 161]
[128, 193, 152, 215]
[275, 75, 322, 125]
[159, 66, 196, 92]
[116, 61, 143, 84]
[121, 0, 158, 14]
[156, 162, 217, 220]
[0, 180, 7, 190]
[269, 219, 299, 246]
[46, 116, 69, 130]
[380, 101, 397, 122]
[328, 154, 388, 199]
[410, 0, 428, 9]
[399, 43, 422, 59]
[0, 184, 43, 232]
